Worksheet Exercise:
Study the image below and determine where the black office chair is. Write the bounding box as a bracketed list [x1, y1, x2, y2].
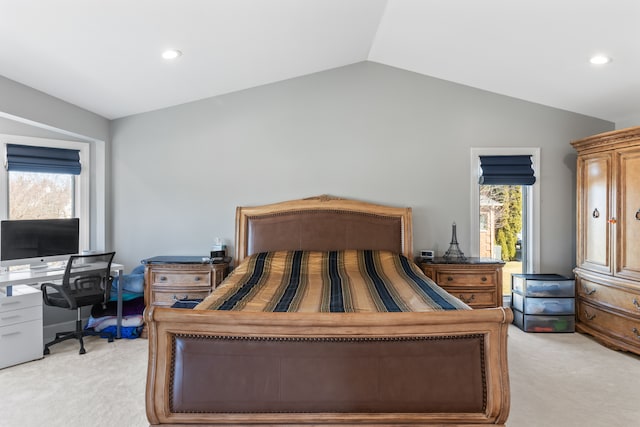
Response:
[41, 252, 116, 355]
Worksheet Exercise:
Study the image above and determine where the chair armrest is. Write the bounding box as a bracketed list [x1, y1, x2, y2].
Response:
[41, 282, 77, 309]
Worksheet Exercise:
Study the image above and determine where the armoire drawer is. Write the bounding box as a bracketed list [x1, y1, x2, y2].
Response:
[577, 300, 640, 347]
[578, 279, 640, 316]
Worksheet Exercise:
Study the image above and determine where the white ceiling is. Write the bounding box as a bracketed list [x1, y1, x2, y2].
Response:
[1, 0, 638, 123]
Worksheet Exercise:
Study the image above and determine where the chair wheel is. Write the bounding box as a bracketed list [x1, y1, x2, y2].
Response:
[43, 347, 50, 355]
[79, 348, 86, 355]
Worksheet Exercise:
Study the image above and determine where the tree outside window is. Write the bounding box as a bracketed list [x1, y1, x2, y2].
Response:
[9, 172, 74, 220]
[479, 185, 522, 262]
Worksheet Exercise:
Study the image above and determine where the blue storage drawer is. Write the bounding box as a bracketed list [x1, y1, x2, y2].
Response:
[512, 292, 575, 315]
[511, 274, 574, 297]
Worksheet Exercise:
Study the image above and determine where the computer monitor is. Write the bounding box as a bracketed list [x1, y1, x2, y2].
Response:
[0, 218, 80, 269]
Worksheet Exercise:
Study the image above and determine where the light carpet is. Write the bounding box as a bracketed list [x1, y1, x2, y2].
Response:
[0, 325, 639, 427]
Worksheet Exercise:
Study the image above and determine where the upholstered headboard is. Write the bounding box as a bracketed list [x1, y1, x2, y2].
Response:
[234, 195, 413, 264]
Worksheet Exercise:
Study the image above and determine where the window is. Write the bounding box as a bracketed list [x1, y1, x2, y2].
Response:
[9, 172, 75, 219]
[1, 136, 90, 265]
[470, 148, 540, 297]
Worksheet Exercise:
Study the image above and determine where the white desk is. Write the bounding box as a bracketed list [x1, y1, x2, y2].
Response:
[0, 263, 125, 339]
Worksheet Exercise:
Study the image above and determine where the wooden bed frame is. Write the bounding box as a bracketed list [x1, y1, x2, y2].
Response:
[145, 195, 512, 426]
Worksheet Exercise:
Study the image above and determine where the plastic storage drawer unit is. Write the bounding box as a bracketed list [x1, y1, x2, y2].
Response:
[512, 274, 575, 297]
[511, 273, 575, 333]
[512, 292, 575, 315]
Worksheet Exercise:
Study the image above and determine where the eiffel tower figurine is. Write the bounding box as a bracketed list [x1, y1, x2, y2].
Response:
[443, 222, 467, 261]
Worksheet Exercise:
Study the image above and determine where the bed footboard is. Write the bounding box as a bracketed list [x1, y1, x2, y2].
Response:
[146, 307, 512, 426]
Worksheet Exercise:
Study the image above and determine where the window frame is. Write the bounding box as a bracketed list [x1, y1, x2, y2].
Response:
[470, 147, 540, 273]
[1, 135, 90, 253]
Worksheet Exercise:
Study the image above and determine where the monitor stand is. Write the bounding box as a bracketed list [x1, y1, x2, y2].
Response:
[29, 262, 64, 272]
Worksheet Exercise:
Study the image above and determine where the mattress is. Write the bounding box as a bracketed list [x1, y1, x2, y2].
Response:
[196, 250, 470, 313]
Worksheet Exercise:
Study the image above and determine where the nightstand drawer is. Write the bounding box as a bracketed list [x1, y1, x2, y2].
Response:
[447, 288, 496, 308]
[436, 271, 496, 287]
[150, 288, 211, 307]
[149, 271, 212, 288]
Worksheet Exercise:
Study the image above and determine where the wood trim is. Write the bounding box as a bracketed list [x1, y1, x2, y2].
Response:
[145, 306, 512, 426]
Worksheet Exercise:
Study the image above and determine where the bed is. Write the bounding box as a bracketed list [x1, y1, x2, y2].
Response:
[145, 195, 512, 426]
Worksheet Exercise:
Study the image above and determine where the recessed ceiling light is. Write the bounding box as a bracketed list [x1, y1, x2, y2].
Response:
[589, 55, 611, 65]
[162, 49, 182, 60]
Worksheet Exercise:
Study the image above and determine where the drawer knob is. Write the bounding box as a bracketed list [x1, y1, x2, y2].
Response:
[172, 294, 189, 302]
[159, 276, 167, 281]
[583, 286, 597, 296]
[459, 294, 475, 304]
[481, 276, 487, 282]
[194, 276, 201, 282]
[447, 276, 453, 281]
[633, 298, 640, 310]
[633, 328, 640, 339]
[592, 208, 600, 218]
[584, 309, 596, 321]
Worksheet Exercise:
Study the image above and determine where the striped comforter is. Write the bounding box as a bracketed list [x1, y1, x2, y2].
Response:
[196, 250, 470, 313]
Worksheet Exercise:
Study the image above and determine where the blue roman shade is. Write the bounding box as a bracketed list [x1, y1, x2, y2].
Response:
[479, 155, 536, 185]
[6, 144, 81, 175]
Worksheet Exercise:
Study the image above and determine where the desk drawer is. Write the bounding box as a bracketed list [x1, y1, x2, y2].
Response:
[0, 319, 43, 369]
[0, 287, 41, 313]
[0, 305, 42, 327]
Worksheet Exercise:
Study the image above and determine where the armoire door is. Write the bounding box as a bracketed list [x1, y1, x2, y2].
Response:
[577, 152, 613, 275]
[616, 147, 640, 280]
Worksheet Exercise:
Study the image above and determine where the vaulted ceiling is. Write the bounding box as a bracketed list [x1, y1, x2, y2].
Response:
[1, 0, 637, 124]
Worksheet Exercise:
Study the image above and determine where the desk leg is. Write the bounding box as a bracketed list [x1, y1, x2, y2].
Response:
[116, 268, 123, 339]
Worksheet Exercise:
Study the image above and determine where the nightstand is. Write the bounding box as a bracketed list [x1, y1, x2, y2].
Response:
[141, 256, 230, 337]
[143, 256, 229, 309]
[418, 257, 504, 308]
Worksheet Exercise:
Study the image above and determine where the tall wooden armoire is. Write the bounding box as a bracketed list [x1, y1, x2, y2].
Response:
[571, 126, 640, 355]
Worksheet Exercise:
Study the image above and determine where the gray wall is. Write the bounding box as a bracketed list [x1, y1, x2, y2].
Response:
[111, 61, 613, 276]
[0, 75, 111, 336]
